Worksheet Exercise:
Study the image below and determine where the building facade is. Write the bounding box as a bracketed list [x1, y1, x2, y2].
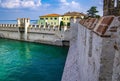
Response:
[103, 0, 120, 16]
[62, 12, 85, 26]
[38, 14, 62, 27]
[37, 12, 86, 27]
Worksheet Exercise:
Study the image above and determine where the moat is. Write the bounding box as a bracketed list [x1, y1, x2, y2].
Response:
[0, 39, 68, 81]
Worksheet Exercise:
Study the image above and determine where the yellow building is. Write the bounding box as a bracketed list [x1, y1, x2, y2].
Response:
[62, 12, 86, 26]
[37, 12, 86, 27]
[38, 14, 62, 26]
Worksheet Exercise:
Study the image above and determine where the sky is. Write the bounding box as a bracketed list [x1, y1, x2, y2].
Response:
[0, 0, 103, 20]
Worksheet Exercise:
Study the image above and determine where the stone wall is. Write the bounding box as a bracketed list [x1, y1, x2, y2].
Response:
[0, 26, 69, 46]
[0, 31, 20, 40]
[0, 19, 70, 46]
[62, 16, 120, 81]
[112, 27, 120, 81]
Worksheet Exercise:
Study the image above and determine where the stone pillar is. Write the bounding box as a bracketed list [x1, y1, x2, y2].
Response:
[17, 18, 30, 40]
[24, 18, 30, 40]
[17, 18, 21, 27]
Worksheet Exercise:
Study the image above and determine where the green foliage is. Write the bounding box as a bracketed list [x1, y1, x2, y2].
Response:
[95, 15, 100, 18]
[87, 6, 100, 18]
[83, 16, 89, 19]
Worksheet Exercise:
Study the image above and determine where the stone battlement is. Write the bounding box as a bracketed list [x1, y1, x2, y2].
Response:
[71, 16, 120, 37]
[62, 16, 120, 81]
[0, 24, 69, 31]
[0, 24, 18, 27]
[0, 24, 69, 35]
[0, 18, 71, 46]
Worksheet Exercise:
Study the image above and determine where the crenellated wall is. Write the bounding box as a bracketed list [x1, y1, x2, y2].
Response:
[0, 18, 70, 46]
[62, 16, 120, 81]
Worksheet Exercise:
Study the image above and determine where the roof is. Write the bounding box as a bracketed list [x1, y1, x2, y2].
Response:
[63, 12, 86, 16]
[40, 14, 61, 17]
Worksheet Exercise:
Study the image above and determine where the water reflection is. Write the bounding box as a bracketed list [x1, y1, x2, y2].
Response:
[18, 43, 32, 60]
[0, 39, 68, 81]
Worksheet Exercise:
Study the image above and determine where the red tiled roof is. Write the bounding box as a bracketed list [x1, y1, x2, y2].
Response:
[40, 14, 60, 17]
[63, 12, 86, 16]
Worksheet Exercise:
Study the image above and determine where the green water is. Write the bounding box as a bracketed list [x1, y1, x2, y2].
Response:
[0, 39, 68, 81]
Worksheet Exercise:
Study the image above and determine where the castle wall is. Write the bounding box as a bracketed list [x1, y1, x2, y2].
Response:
[62, 16, 120, 81]
[62, 23, 104, 81]
[112, 27, 120, 81]
[0, 30, 20, 40]
[0, 23, 70, 46]
[112, 49, 120, 81]
[0, 25, 20, 39]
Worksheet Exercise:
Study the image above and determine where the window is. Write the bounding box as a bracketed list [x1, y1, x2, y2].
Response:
[51, 22, 53, 24]
[54, 18, 57, 20]
[67, 18, 69, 20]
[54, 22, 56, 25]
[50, 18, 53, 20]
[46, 18, 48, 20]
[40, 18, 44, 20]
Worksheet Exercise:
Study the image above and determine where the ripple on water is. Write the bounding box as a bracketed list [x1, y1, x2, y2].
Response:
[0, 39, 68, 81]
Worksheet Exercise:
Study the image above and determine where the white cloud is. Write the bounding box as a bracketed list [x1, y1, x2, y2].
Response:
[91, 0, 103, 6]
[41, 3, 50, 8]
[59, 0, 82, 12]
[91, 0, 103, 15]
[60, 0, 69, 5]
[0, 0, 41, 9]
[99, 1, 103, 5]
[71, 1, 81, 9]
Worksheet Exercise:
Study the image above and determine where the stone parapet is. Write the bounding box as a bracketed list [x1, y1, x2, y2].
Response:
[0, 18, 71, 46]
[62, 16, 120, 81]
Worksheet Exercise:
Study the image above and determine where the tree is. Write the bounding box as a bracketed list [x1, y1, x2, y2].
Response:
[87, 6, 99, 18]
[95, 15, 100, 18]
